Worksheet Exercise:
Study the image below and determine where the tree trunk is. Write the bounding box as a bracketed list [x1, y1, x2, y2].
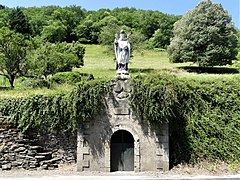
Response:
[9, 74, 15, 88]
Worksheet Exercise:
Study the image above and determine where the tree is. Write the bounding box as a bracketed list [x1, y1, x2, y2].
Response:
[0, 28, 28, 88]
[149, 15, 180, 48]
[138, 10, 163, 39]
[236, 31, 240, 60]
[74, 14, 99, 44]
[168, 0, 238, 67]
[9, 7, 32, 37]
[28, 41, 85, 78]
[237, 31, 240, 49]
[0, 7, 11, 28]
[24, 6, 60, 37]
[0, 5, 6, 9]
[98, 16, 120, 46]
[41, 20, 67, 43]
[51, 7, 85, 42]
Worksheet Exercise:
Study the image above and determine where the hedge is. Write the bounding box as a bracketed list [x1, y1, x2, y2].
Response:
[132, 74, 240, 164]
[0, 80, 107, 134]
[1, 73, 240, 165]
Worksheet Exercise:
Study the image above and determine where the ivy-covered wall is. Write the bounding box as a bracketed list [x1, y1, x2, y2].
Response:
[132, 74, 240, 165]
[0, 81, 107, 134]
[1, 74, 240, 166]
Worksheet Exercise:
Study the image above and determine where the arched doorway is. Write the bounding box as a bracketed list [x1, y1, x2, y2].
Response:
[110, 130, 134, 172]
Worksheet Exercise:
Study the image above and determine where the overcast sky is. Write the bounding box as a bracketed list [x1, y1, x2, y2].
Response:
[1, 0, 239, 29]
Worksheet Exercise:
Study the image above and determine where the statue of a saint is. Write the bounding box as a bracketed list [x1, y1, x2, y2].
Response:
[114, 30, 131, 74]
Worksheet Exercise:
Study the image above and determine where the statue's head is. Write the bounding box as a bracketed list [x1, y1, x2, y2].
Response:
[120, 29, 125, 34]
[119, 30, 126, 40]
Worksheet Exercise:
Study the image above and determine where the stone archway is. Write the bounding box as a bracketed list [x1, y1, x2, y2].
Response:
[110, 130, 134, 172]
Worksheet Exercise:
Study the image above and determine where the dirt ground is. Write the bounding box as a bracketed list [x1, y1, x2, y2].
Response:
[0, 162, 240, 178]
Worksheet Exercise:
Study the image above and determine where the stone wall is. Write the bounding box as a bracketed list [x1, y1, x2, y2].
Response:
[77, 75, 169, 172]
[0, 75, 170, 172]
[0, 117, 76, 171]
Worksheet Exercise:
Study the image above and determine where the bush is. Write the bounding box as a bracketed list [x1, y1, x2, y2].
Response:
[2, 73, 240, 165]
[132, 74, 240, 165]
[0, 80, 107, 134]
[18, 77, 50, 88]
[49, 71, 94, 85]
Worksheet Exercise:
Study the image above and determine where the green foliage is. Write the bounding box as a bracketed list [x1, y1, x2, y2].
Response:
[41, 20, 67, 43]
[0, 5, 179, 48]
[131, 73, 178, 124]
[237, 31, 240, 61]
[128, 30, 147, 52]
[28, 41, 85, 78]
[18, 77, 50, 88]
[2, 73, 240, 165]
[8, 7, 32, 37]
[132, 74, 240, 164]
[49, 71, 93, 84]
[0, 80, 108, 134]
[148, 15, 180, 49]
[0, 27, 28, 88]
[98, 17, 120, 46]
[74, 14, 100, 44]
[0, 7, 11, 28]
[168, 0, 238, 67]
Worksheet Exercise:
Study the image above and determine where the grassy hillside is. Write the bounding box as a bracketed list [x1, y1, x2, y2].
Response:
[1, 45, 240, 166]
[0, 44, 239, 98]
[78, 45, 191, 79]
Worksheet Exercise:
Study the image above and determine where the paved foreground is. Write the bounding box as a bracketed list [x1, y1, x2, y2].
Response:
[1, 174, 240, 180]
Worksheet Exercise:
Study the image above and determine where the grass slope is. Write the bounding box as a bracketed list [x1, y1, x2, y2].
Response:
[0, 44, 239, 98]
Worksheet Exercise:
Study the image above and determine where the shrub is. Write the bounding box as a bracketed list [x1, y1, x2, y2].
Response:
[0, 80, 108, 134]
[49, 71, 94, 85]
[18, 77, 50, 88]
[2, 73, 240, 165]
[132, 74, 240, 164]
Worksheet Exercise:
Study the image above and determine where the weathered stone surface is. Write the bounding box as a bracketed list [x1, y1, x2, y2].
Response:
[41, 164, 48, 170]
[2, 163, 12, 170]
[14, 147, 26, 153]
[22, 162, 30, 170]
[37, 152, 52, 160]
[0, 124, 76, 171]
[114, 108, 130, 115]
[25, 155, 35, 160]
[29, 146, 43, 151]
[11, 161, 22, 167]
[10, 144, 19, 151]
[27, 150, 37, 156]
[77, 77, 169, 172]
[16, 139, 30, 143]
[35, 155, 46, 160]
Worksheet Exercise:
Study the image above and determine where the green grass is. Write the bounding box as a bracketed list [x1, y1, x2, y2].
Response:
[76, 45, 116, 81]
[78, 44, 191, 79]
[1, 44, 240, 98]
[0, 84, 74, 99]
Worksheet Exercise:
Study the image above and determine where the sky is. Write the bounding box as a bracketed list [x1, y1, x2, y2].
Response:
[0, 0, 239, 29]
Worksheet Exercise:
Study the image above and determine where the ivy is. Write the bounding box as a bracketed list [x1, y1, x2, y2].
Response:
[131, 74, 240, 164]
[0, 80, 109, 134]
[1, 74, 240, 164]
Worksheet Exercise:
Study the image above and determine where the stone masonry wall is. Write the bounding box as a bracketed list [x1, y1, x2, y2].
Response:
[77, 75, 169, 172]
[0, 117, 76, 171]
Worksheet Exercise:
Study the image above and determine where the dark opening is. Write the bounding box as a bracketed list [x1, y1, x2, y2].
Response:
[110, 130, 134, 172]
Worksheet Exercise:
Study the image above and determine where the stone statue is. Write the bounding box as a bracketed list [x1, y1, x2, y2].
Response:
[114, 30, 131, 74]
